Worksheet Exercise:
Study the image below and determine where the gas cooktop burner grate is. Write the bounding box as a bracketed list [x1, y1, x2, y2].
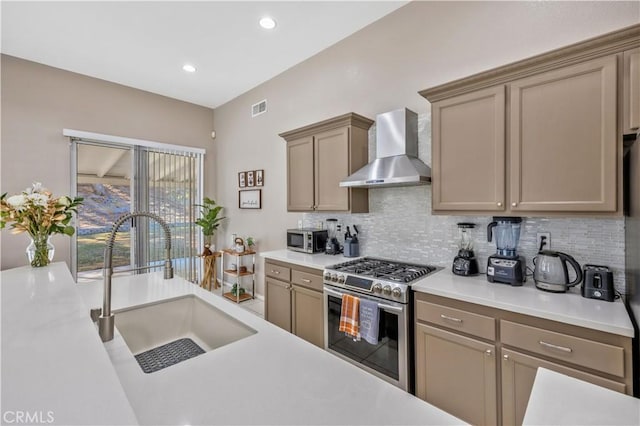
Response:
[328, 257, 437, 284]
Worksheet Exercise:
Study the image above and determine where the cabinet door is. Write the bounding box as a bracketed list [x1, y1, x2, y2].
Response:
[509, 55, 618, 212]
[314, 127, 350, 211]
[291, 284, 324, 348]
[265, 278, 291, 332]
[431, 86, 506, 212]
[501, 348, 626, 426]
[624, 48, 640, 134]
[415, 323, 497, 426]
[287, 136, 315, 211]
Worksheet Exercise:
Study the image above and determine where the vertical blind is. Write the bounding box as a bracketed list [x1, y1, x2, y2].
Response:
[139, 148, 201, 283]
[68, 130, 205, 284]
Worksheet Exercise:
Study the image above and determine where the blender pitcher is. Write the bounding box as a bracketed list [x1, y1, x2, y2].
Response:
[487, 217, 522, 258]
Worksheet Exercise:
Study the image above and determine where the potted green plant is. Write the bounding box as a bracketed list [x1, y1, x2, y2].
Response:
[195, 197, 226, 250]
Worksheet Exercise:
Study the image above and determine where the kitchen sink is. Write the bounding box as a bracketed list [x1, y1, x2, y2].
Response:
[114, 294, 256, 371]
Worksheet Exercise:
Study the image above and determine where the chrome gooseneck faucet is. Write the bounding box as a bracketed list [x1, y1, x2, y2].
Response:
[98, 212, 174, 342]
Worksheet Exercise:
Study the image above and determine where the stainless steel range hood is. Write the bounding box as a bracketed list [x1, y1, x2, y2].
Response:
[339, 108, 431, 188]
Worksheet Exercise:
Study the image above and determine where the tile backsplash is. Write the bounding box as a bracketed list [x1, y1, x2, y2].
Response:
[303, 112, 626, 293]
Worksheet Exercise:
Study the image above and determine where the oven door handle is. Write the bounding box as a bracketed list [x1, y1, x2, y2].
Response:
[323, 286, 404, 314]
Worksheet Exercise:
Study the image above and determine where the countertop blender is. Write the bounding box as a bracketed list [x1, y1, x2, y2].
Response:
[452, 223, 479, 276]
[486, 217, 526, 285]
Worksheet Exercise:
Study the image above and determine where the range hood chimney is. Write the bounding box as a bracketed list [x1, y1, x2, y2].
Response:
[339, 108, 431, 188]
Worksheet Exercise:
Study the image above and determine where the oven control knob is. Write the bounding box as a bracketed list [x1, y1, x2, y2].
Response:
[323, 273, 331, 281]
[337, 275, 345, 284]
[383, 285, 392, 295]
[331, 274, 338, 282]
[392, 287, 402, 298]
[372, 283, 382, 293]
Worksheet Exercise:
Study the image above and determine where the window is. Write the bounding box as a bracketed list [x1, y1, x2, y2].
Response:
[66, 130, 205, 283]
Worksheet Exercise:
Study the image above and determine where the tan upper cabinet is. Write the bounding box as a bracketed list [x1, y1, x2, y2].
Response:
[431, 86, 505, 211]
[509, 55, 618, 212]
[624, 47, 640, 134]
[421, 24, 640, 216]
[280, 113, 373, 213]
[286, 136, 315, 212]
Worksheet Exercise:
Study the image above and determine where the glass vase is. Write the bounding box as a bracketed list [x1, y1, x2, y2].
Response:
[26, 234, 55, 267]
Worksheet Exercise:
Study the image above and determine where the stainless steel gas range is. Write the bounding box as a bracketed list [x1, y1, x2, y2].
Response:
[323, 257, 440, 392]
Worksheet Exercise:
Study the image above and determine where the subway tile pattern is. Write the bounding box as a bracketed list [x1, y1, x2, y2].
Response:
[304, 113, 626, 293]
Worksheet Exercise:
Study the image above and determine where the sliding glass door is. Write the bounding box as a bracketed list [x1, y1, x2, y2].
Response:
[71, 137, 203, 283]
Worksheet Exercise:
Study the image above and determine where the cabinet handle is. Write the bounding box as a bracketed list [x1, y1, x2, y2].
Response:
[309, 205, 314, 210]
[539, 340, 572, 353]
[485, 349, 492, 356]
[440, 314, 463, 323]
[512, 202, 517, 207]
[301, 278, 311, 283]
[271, 270, 280, 274]
[503, 354, 509, 361]
[497, 202, 502, 207]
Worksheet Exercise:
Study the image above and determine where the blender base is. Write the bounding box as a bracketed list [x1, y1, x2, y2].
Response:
[486, 255, 526, 286]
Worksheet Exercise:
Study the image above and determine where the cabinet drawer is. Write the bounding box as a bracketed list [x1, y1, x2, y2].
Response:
[416, 300, 495, 341]
[265, 263, 291, 281]
[291, 269, 322, 292]
[501, 320, 625, 378]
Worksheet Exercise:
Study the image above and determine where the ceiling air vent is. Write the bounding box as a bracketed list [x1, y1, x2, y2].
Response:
[251, 99, 267, 117]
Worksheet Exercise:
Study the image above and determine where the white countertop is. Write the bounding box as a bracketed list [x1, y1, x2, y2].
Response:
[0, 263, 138, 426]
[411, 269, 634, 337]
[260, 249, 355, 269]
[524, 368, 640, 425]
[3, 262, 463, 425]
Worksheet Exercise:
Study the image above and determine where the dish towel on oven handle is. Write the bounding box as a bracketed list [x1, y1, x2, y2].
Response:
[338, 294, 360, 340]
[359, 298, 380, 345]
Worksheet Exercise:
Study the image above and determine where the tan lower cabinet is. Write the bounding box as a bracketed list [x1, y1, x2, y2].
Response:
[291, 284, 324, 348]
[415, 323, 497, 426]
[265, 260, 324, 348]
[415, 292, 633, 426]
[501, 348, 627, 426]
[265, 277, 292, 332]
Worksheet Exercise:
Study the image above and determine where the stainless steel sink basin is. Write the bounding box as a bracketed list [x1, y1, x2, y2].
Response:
[114, 295, 256, 369]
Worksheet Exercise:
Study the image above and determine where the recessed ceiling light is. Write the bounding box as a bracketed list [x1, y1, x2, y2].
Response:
[182, 64, 196, 73]
[259, 17, 276, 30]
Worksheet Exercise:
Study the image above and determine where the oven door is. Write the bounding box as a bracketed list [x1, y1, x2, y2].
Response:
[323, 285, 409, 391]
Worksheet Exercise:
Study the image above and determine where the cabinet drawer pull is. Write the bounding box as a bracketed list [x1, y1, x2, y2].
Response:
[503, 354, 509, 361]
[485, 349, 492, 356]
[539, 340, 572, 353]
[301, 278, 311, 283]
[440, 314, 463, 323]
[497, 202, 502, 207]
[512, 202, 517, 207]
[271, 270, 280, 274]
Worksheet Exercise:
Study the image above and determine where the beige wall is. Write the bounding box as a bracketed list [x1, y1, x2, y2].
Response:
[212, 1, 639, 295]
[0, 55, 215, 270]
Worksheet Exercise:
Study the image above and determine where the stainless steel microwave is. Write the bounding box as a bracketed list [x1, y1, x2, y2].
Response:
[287, 229, 328, 254]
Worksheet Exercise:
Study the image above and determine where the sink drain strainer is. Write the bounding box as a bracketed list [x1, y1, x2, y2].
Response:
[135, 337, 205, 373]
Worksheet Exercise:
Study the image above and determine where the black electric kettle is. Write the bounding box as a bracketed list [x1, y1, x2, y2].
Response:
[533, 250, 583, 293]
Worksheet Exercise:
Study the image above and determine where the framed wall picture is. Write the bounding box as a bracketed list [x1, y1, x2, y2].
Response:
[239, 189, 261, 209]
[255, 169, 264, 187]
[247, 170, 255, 187]
[238, 172, 246, 188]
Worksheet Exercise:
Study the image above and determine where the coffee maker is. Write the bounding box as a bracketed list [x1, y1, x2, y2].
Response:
[487, 217, 525, 286]
[452, 223, 479, 276]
